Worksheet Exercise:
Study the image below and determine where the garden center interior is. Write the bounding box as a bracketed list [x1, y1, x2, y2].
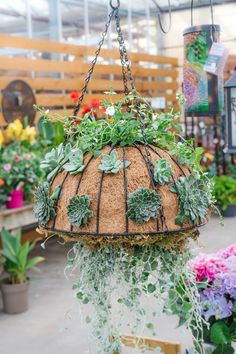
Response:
[1, 1, 236, 354]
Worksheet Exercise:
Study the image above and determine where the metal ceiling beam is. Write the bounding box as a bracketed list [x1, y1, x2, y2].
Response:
[157, 0, 236, 13]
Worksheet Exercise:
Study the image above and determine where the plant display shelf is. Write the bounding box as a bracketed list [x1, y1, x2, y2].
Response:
[0, 204, 36, 231]
[112, 334, 181, 354]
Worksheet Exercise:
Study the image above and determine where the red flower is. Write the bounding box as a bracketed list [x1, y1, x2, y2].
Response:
[70, 91, 80, 103]
[82, 98, 103, 116]
[0, 179, 4, 187]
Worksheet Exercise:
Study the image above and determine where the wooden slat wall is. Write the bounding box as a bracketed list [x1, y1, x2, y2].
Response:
[0, 33, 179, 125]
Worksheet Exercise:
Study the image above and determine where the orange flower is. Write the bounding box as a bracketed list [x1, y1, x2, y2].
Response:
[0, 179, 5, 187]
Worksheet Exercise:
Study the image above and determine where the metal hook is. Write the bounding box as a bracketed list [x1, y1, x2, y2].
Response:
[110, 0, 120, 10]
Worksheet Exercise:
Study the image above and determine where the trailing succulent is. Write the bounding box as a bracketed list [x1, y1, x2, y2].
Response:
[34, 184, 61, 226]
[153, 158, 172, 185]
[67, 194, 93, 227]
[170, 175, 212, 225]
[127, 187, 161, 224]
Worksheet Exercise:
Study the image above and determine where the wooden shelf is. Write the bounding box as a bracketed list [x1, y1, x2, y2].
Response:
[0, 204, 36, 230]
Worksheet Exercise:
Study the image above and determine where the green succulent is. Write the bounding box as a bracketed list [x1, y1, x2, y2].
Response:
[40, 143, 71, 181]
[98, 150, 130, 173]
[153, 158, 172, 185]
[63, 148, 85, 175]
[67, 195, 93, 227]
[126, 187, 161, 224]
[170, 175, 211, 225]
[34, 184, 56, 226]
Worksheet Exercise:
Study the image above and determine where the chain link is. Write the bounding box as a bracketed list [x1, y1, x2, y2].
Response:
[73, 8, 115, 117]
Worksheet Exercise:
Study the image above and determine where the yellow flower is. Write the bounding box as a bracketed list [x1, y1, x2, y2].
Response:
[0, 130, 4, 147]
[20, 126, 37, 144]
[5, 119, 23, 141]
[205, 152, 214, 160]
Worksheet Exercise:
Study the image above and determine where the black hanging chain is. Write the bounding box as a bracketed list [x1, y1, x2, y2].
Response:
[72, 0, 136, 118]
[72, 7, 115, 118]
[114, 9, 136, 96]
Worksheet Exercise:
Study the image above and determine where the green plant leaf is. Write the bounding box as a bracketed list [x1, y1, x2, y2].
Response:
[210, 322, 231, 345]
[213, 344, 234, 354]
[147, 283, 156, 293]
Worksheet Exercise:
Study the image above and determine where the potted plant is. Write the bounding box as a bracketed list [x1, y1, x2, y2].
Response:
[214, 175, 236, 217]
[0, 142, 43, 209]
[0, 228, 44, 314]
[190, 244, 236, 353]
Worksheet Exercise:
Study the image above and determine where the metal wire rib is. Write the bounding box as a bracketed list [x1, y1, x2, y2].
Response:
[96, 146, 115, 234]
[52, 171, 70, 229]
[135, 143, 168, 231]
[70, 155, 94, 232]
[122, 147, 129, 233]
[44, 222, 205, 238]
[133, 143, 160, 232]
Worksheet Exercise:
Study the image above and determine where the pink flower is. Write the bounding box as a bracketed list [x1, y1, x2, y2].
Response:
[191, 254, 227, 282]
[14, 155, 20, 162]
[217, 244, 236, 259]
[3, 163, 11, 171]
[28, 177, 34, 183]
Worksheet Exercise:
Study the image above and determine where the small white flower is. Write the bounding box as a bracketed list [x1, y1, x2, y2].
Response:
[106, 106, 115, 116]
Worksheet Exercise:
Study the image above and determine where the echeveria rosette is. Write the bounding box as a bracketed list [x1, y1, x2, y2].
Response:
[127, 187, 161, 224]
[67, 194, 93, 227]
[63, 148, 85, 175]
[170, 175, 211, 226]
[99, 150, 124, 174]
[34, 184, 56, 226]
[153, 158, 172, 185]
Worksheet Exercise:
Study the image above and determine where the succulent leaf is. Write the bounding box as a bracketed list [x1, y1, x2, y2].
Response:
[34, 184, 56, 226]
[40, 143, 72, 181]
[170, 175, 211, 225]
[127, 187, 161, 224]
[98, 150, 122, 173]
[153, 158, 172, 185]
[63, 148, 85, 175]
[67, 195, 93, 227]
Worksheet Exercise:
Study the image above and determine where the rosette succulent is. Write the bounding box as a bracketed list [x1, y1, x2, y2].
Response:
[63, 148, 85, 175]
[98, 150, 130, 173]
[40, 143, 71, 181]
[127, 187, 161, 224]
[34, 184, 56, 226]
[170, 175, 211, 225]
[153, 158, 172, 185]
[67, 194, 93, 227]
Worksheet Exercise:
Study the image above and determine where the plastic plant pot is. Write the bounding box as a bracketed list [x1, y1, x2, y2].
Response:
[222, 205, 236, 217]
[6, 189, 23, 209]
[1, 280, 29, 314]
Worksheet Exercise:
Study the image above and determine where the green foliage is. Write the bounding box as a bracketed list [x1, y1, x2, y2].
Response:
[67, 195, 93, 227]
[0, 228, 44, 284]
[34, 184, 56, 226]
[171, 141, 204, 171]
[98, 150, 130, 174]
[170, 175, 212, 225]
[210, 322, 231, 345]
[63, 148, 85, 175]
[126, 187, 161, 224]
[37, 116, 64, 147]
[0, 142, 44, 206]
[213, 176, 236, 211]
[153, 158, 172, 185]
[66, 243, 204, 354]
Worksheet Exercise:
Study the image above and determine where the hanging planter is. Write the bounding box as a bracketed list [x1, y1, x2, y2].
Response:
[34, 1, 216, 353]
